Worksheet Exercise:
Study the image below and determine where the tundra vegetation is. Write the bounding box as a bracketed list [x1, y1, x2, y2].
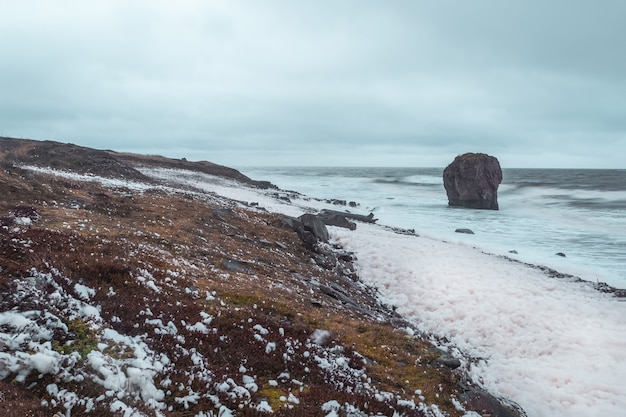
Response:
[0, 139, 484, 417]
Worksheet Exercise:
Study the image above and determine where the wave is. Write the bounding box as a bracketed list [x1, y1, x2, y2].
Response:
[373, 177, 442, 188]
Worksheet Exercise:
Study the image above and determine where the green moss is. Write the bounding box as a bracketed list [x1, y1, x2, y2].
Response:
[53, 318, 99, 358]
[258, 386, 287, 410]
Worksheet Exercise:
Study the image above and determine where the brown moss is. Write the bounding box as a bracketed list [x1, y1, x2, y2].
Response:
[0, 381, 47, 417]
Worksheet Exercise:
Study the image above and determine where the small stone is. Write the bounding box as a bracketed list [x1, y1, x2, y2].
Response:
[556, 252, 566, 257]
[223, 259, 251, 273]
[436, 354, 461, 369]
[455, 228, 475, 234]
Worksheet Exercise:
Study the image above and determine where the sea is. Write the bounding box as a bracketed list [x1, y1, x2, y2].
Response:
[240, 167, 626, 289]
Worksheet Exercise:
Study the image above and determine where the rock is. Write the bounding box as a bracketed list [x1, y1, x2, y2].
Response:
[282, 214, 324, 250]
[318, 212, 357, 230]
[298, 213, 330, 242]
[319, 284, 359, 308]
[455, 228, 475, 234]
[509, 250, 518, 254]
[313, 253, 337, 269]
[429, 347, 461, 369]
[458, 388, 526, 417]
[326, 199, 347, 206]
[555, 252, 566, 257]
[213, 208, 237, 223]
[443, 153, 503, 210]
[223, 259, 251, 273]
[436, 354, 462, 369]
[318, 209, 377, 224]
[213, 208, 236, 218]
[278, 215, 300, 230]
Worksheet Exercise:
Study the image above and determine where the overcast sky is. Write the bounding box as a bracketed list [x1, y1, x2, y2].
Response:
[1, 1, 625, 168]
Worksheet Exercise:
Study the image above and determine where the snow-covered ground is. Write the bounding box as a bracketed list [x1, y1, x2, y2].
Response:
[14, 165, 626, 417]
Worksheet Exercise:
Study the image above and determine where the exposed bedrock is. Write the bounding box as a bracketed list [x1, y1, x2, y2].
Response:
[443, 153, 503, 210]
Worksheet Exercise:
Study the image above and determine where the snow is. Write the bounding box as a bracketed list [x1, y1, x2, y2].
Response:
[136, 167, 318, 218]
[256, 400, 273, 412]
[0, 311, 34, 328]
[310, 329, 331, 345]
[29, 351, 61, 374]
[74, 283, 96, 300]
[14, 216, 32, 225]
[332, 223, 626, 417]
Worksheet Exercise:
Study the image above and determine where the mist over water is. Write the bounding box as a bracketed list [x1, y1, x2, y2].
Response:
[241, 167, 626, 289]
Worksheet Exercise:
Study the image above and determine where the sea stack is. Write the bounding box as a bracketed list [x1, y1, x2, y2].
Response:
[443, 153, 502, 210]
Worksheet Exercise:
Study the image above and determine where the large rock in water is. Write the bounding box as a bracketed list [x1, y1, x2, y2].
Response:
[443, 153, 502, 210]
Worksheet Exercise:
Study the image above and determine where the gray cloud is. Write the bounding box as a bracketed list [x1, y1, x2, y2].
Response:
[1, 1, 624, 168]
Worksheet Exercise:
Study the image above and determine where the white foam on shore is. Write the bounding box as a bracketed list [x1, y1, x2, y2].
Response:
[332, 223, 626, 417]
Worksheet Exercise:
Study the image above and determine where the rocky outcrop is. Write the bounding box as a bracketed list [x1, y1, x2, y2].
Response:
[443, 153, 503, 210]
[298, 213, 330, 242]
[317, 212, 357, 230]
[286, 210, 377, 248]
[318, 209, 377, 224]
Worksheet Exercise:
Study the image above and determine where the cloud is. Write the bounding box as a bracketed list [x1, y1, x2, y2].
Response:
[0, 1, 624, 167]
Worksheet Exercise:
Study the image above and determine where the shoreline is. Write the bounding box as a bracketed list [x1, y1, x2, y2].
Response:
[0, 138, 526, 417]
[2, 138, 624, 416]
[239, 165, 626, 291]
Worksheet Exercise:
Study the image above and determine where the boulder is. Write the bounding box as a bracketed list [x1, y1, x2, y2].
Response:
[318, 212, 357, 230]
[318, 209, 378, 224]
[298, 213, 330, 242]
[458, 388, 526, 417]
[443, 153, 502, 210]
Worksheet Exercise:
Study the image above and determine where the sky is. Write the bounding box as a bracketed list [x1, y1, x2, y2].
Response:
[1, 1, 625, 168]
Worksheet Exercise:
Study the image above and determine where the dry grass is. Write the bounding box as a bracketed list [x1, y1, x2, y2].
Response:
[0, 147, 475, 416]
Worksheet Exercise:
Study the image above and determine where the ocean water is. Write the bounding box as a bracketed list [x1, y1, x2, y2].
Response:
[240, 167, 626, 289]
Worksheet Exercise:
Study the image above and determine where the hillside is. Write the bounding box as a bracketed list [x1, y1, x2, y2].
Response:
[0, 138, 520, 417]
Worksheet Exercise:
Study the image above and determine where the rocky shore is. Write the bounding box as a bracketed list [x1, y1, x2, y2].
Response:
[0, 138, 524, 416]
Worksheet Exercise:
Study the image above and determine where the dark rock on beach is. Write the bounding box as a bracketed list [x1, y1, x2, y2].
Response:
[318, 211, 357, 230]
[298, 213, 330, 242]
[318, 209, 378, 224]
[455, 228, 475, 234]
[459, 387, 526, 417]
[436, 354, 462, 369]
[286, 210, 374, 249]
[443, 153, 503, 210]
